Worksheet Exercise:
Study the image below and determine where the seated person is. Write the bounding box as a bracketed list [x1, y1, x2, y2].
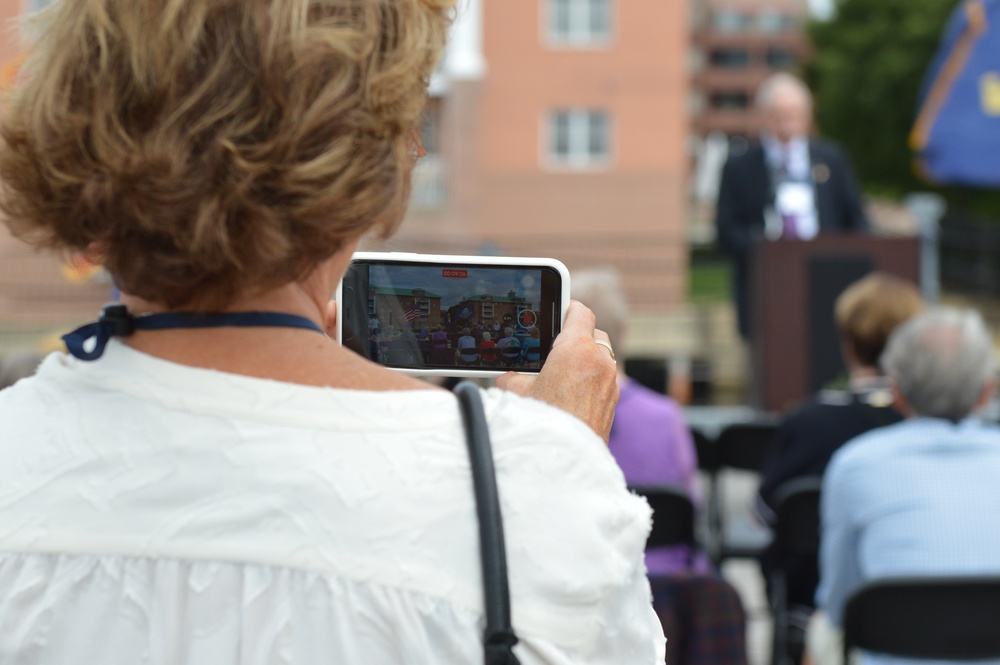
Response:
[572, 267, 710, 576]
[497, 327, 521, 365]
[479, 331, 497, 363]
[430, 325, 450, 364]
[520, 327, 542, 367]
[755, 273, 923, 617]
[455, 327, 477, 364]
[415, 327, 432, 363]
[808, 307, 1000, 665]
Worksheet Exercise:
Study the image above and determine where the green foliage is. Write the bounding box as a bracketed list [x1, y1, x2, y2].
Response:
[805, 0, 1000, 217]
[688, 249, 730, 304]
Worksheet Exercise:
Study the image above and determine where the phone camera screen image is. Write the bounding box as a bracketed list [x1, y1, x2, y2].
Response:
[340, 260, 564, 373]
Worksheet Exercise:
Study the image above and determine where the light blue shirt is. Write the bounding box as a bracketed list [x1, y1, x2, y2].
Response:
[818, 417, 1000, 665]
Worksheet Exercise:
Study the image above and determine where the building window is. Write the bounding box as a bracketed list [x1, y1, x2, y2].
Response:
[757, 11, 797, 33]
[688, 91, 706, 115]
[713, 11, 750, 33]
[548, 109, 611, 168]
[548, 0, 612, 46]
[709, 48, 751, 69]
[766, 48, 797, 69]
[710, 92, 750, 110]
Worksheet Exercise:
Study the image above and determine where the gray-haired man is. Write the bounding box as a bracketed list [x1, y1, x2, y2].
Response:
[809, 307, 1000, 665]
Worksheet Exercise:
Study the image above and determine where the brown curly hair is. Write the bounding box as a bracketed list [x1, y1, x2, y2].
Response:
[0, 0, 454, 308]
[835, 272, 924, 367]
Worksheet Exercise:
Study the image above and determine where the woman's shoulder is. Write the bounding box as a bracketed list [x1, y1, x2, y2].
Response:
[480, 388, 615, 467]
[476, 388, 656, 655]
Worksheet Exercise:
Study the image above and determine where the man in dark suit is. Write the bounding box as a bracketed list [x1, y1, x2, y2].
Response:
[716, 73, 868, 339]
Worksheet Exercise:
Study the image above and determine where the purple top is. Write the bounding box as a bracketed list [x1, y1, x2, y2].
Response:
[609, 379, 712, 576]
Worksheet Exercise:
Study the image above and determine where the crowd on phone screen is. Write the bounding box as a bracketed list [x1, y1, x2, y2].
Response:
[367, 319, 542, 368]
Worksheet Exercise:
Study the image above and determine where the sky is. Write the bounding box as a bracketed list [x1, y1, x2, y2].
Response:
[808, 0, 835, 20]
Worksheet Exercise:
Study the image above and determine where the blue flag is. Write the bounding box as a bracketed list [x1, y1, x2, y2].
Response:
[912, 0, 1000, 187]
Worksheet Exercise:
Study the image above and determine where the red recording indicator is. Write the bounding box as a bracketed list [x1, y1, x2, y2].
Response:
[442, 269, 468, 278]
[518, 310, 537, 328]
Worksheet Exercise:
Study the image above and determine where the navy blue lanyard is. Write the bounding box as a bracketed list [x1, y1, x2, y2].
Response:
[62, 303, 325, 361]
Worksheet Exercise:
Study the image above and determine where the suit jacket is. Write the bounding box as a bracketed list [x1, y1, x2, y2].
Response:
[715, 139, 869, 338]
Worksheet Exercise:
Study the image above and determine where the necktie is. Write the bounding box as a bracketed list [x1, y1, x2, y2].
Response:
[780, 151, 798, 239]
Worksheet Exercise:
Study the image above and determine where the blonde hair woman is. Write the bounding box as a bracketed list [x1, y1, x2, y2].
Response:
[0, 0, 662, 663]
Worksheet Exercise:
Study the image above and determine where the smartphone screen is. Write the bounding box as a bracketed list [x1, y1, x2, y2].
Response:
[340, 257, 565, 373]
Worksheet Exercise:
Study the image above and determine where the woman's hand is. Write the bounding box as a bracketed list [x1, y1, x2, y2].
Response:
[496, 301, 619, 442]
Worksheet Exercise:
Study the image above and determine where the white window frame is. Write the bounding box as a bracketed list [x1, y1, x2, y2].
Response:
[544, 0, 614, 49]
[544, 108, 612, 171]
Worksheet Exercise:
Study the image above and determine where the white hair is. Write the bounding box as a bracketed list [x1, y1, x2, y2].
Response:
[756, 72, 813, 111]
[570, 267, 629, 352]
[881, 307, 997, 420]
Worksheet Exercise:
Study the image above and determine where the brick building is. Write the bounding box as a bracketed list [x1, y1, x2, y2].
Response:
[450, 293, 533, 331]
[690, 0, 811, 139]
[375, 0, 692, 311]
[0, 0, 693, 352]
[369, 287, 444, 330]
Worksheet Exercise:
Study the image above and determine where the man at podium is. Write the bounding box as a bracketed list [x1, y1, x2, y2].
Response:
[715, 73, 869, 339]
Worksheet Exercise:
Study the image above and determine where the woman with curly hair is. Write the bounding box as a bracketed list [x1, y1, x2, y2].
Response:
[0, 0, 664, 663]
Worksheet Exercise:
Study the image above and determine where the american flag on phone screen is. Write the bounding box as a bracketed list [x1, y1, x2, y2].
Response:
[403, 306, 421, 322]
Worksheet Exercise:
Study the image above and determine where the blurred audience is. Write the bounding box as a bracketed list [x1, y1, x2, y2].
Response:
[574, 268, 748, 665]
[808, 307, 1000, 665]
[755, 272, 924, 627]
[572, 267, 709, 576]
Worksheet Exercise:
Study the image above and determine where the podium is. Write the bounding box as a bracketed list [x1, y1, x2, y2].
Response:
[749, 234, 920, 412]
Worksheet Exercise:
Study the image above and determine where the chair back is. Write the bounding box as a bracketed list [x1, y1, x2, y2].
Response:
[500, 344, 521, 366]
[457, 346, 481, 365]
[691, 427, 717, 472]
[709, 420, 779, 562]
[629, 484, 696, 549]
[843, 577, 1000, 663]
[715, 422, 778, 472]
[771, 476, 822, 555]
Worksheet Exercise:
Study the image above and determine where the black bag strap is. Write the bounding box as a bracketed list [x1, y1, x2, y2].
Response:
[453, 381, 521, 665]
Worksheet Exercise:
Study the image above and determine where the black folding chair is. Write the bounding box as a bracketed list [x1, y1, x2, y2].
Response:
[500, 344, 521, 367]
[629, 484, 697, 551]
[843, 577, 1000, 664]
[691, 427, 716, 473]
[710, 421, 779, 563]
[768, 477, 822, 665]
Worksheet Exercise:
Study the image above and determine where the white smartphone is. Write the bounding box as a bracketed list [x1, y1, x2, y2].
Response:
[336, 252, 570, 377]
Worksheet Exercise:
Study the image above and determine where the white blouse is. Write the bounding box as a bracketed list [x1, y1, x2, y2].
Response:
[0, 342, 665, 664]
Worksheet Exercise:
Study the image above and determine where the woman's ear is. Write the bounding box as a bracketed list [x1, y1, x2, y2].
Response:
[325, 300, 338, 339]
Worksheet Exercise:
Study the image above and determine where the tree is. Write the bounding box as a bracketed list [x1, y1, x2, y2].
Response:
[806, 0, 956, 196]
[805, 0, 1000, 216]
